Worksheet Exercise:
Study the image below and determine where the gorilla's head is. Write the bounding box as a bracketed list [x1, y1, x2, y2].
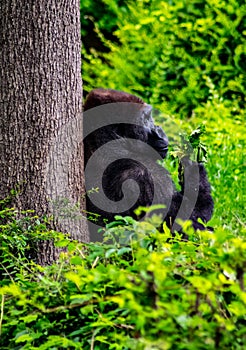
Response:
[84, 88, 168, 159]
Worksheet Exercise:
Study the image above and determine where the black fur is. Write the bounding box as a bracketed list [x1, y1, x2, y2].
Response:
[83, 88, 213, 234]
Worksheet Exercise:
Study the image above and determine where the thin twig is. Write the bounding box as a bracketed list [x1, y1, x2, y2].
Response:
[92, 256, 99, 269]
[0, 294, 4, 336]
[232, 213, 246, 227]
[90, 331, 95, 350]
[0, 263, 15, 284]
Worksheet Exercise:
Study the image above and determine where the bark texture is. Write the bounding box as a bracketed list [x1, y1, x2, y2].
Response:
[0, 1, 88, 264]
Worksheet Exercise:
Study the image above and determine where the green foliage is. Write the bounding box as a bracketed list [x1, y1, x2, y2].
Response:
[0, 202, 57, 283]
[0, 1, 245, 348]
[170, 124, 208, 162]
[81, 0, 127, 52]
[82, 0, 245, 117]
[0, 213, 246, 349]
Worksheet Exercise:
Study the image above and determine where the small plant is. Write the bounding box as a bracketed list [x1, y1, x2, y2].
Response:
[0, 200, 58, 284]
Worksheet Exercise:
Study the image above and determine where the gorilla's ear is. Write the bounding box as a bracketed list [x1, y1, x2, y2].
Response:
[84, 88, 144, 111]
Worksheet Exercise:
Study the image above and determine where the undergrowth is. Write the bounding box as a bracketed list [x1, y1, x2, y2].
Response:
[1, 210, 246, 349]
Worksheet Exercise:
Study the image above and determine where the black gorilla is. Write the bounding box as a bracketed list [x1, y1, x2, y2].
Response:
[83, 88, 213, 236]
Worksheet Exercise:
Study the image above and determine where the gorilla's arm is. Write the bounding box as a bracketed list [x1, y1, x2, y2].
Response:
[169, 157, 214, 231]
[184, 161, 214, 230]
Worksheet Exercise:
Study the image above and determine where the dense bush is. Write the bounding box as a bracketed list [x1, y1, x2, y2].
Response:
[1, 212, 246, 349]
[82, 0, 245, 116]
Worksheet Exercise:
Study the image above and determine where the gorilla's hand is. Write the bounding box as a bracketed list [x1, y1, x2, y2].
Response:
[178, 156, 214, 226]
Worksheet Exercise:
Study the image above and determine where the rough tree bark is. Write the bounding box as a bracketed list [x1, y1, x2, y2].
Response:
[0, 1, 89, 264]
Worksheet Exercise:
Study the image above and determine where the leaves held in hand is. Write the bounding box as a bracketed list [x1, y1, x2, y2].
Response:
[188, 125, 208, 163]
[171, 124, 208, 163]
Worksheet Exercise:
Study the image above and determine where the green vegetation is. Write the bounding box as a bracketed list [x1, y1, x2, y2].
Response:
[1, 0, 245, 348]
[1, 212, 246, 349]
[82, 0, 245, 116]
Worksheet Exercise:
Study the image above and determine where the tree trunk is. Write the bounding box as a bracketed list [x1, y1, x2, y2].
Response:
[0, 1, 89, 264]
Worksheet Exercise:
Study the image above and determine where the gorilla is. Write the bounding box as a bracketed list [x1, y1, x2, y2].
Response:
[83, 88, 213, 237]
